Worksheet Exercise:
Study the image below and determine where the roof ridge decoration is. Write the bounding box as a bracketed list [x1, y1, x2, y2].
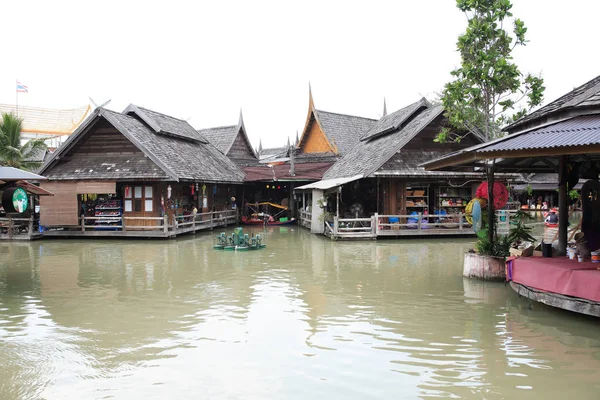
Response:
[38, 108, 180, 181]
[383, 98, 387, 117]
[360, 97, 430, 142]
[230, 109, 258, 159]
[297, 84, 337, 154]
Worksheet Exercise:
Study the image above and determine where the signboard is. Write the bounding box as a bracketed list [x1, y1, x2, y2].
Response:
[2, 187, 29, 213]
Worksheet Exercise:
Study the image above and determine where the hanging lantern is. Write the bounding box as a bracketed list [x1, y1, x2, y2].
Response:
[191, 184, 195, 195]
[266, 185, 269, 188]
[476, 182, 509, 209]
[167, 185, 172, 199]
[278, 186, 281, 189]
[125, 186, 130, 198]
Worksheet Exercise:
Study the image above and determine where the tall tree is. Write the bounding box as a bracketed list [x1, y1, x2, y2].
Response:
[435, 0, 545, 144]
[0, 113, 47, 170]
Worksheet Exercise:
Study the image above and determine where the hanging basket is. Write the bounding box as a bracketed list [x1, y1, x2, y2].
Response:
[475, 182, 509, 210]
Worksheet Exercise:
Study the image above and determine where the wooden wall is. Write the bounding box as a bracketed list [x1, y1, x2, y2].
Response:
[302, 115, 333, 154]
[227, 130, 255, 160]
[67, 120, 141, 157]
[40, 181, 116, 226]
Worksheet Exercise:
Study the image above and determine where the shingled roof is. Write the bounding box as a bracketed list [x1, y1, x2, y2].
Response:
[323, 103, 445, 180]
[506, 74, 600, 133]
[314, 110, 377, 154]
[199, 125, 237, 153]
[40, 107, 245, 183]
[198, 111, 258, 166]
[360, 98, 428, 141]
[123, 104, 208, 143]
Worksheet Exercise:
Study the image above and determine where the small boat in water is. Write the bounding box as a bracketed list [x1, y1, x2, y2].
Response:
[242, 202, 296, 226]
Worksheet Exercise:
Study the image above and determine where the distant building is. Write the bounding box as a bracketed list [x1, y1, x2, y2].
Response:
[0, 103, 91, 149]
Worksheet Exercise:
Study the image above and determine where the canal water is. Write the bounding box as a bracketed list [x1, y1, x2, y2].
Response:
[1, 227, 599, 399]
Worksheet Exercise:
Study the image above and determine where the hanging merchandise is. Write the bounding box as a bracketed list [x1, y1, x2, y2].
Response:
[475, 182, 509, 209]
[191, 184, 195, 195]
[125, 186, 130, 198]
[167, 185, 172, 199]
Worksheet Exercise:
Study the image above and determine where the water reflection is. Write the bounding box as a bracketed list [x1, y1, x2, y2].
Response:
[0, 229, 599, 399]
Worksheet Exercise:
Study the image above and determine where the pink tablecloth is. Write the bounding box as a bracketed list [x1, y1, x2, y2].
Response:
[513, 257, 600, 302]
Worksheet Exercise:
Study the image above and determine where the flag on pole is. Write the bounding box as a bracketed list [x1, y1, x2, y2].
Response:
[16, 81, 28, 93]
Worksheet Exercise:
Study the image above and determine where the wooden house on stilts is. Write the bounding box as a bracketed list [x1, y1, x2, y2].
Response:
[38, 105, 244, 238]
[296, 98, 488, 238]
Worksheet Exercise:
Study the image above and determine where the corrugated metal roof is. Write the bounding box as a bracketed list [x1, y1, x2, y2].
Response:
[0, 167, 47, 181]
[481, 115, 600, 152]
[295, 174, 363, 190]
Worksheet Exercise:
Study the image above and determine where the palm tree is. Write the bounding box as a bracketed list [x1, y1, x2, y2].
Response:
[0, 112, 47, 170]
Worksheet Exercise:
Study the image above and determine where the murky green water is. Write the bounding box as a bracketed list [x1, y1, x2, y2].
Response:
[1, 227, 599, 399]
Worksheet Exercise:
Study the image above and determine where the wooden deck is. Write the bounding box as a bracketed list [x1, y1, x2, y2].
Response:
[320, 213, 476, 240]
[42, 210, 239, 239]
[0, 215, 43, 241]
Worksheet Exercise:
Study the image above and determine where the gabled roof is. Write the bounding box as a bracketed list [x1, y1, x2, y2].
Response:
[0, 103, 91, 135]
[39, 107, 245, 183]
[199, 125, 237, 153]
[506, 74, 600, 133]
[323, 105, 445, 180]
[296, 85, 376, 155]
[314, 110, 377, 154]
[360, 98, 429, 141]
[123, 104, 208, 143]
[198, 111, 258, 162]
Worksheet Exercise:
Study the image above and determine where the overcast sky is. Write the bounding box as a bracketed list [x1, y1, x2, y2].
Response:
[1, 0, 599, 148]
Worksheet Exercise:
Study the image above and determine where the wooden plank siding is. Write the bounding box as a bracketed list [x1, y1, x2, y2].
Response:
[40, 181, 79, 226]
[228, 131, 255, 159]
[302, 115, 334, 153]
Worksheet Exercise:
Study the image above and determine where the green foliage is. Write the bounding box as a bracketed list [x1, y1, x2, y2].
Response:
[435, 0, 545, 143]
[568, 189, 580, 200]
[475, 230, 511, 257]
[507, 210, 536, 245]
[526, 184, 533, 197]
[0, 112, 48, 170]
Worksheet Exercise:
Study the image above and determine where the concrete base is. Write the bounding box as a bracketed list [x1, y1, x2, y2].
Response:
[463, 253, 506, 281]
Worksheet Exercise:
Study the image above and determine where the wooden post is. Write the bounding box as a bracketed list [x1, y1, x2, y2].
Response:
[192, 213, 196, 231]
[459, 212, 463, 230]
[81, 214, 85, 233]
[28, 212, 34, 239]
[374, 213, 379, 236]
[558, 155, 568, 256]
[172, 214, 177, 235]
[487, 160, 495, 245]
[122, 216, 127, 232]
[210, 212, 214, 230]
[163, 214, 168, 234]
[417, 212, 422, 231]
[8, 216, 13, 239]
[333, 216, 338, 236]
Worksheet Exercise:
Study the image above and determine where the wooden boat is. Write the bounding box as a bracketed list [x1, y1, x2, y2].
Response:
[544, 222, 559, 228]
[242, 216, 296, 225]
[242, 202, 296, 226]
[506, 257, 600, 317]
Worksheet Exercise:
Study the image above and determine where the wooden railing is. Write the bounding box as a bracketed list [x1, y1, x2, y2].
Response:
[299, 210, 312, 229]
[78, 209, 240, 236]
[0, 215, 39, 239]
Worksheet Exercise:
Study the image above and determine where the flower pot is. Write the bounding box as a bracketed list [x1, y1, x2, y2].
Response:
[463, 253, 506, 281]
